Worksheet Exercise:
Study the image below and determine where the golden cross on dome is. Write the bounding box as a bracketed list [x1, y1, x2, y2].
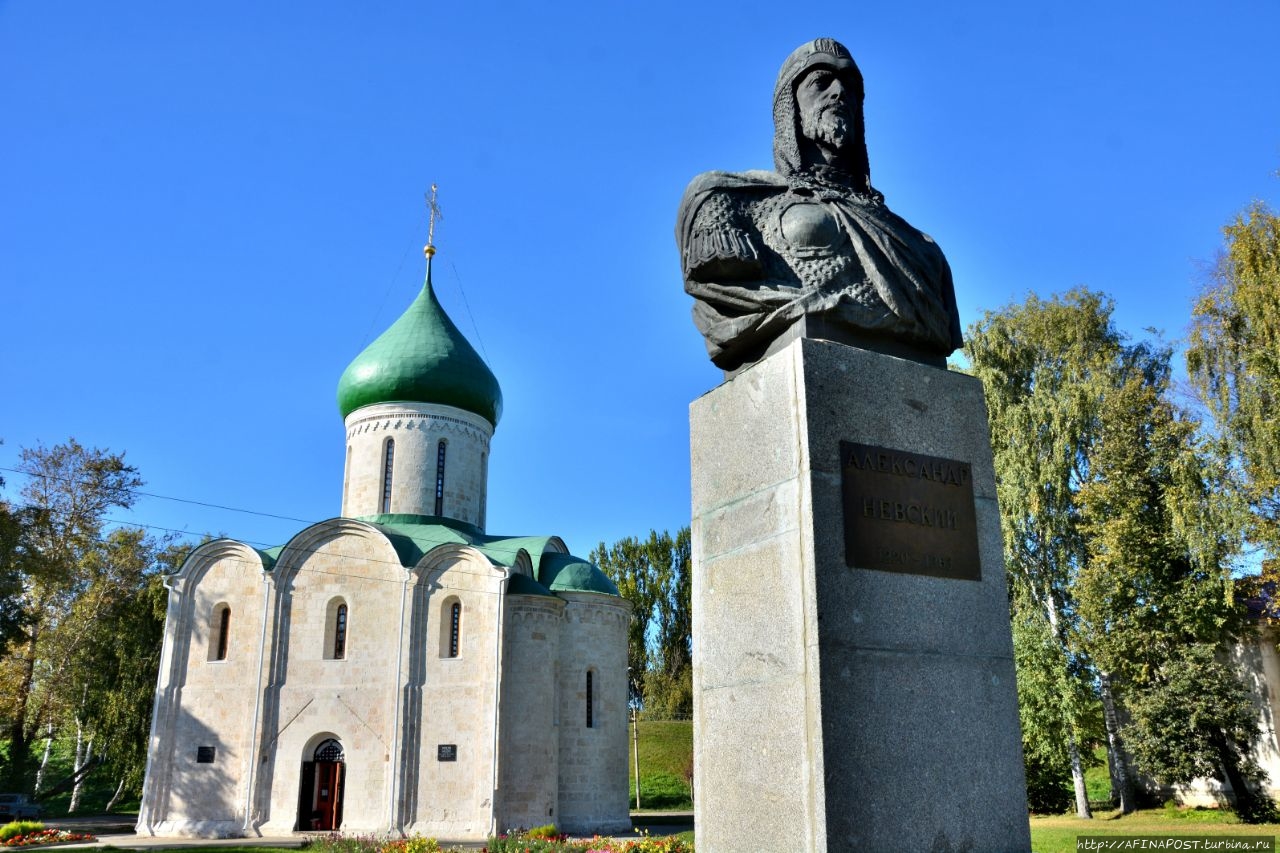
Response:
[424, 184, 443, 259]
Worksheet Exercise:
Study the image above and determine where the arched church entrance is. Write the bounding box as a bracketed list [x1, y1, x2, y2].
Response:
[297, 738, 345, 831]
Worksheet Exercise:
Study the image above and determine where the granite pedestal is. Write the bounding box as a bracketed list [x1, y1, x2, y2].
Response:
[689, 338, 1031, 853]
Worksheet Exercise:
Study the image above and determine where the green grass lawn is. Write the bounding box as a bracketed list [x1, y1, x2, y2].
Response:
[1030, 806, 1280, 853]
[626, 719, 693, 810]
[1028, 749, 1280, 852]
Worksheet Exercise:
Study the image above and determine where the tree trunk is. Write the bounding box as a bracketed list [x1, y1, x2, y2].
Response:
[1215, 738, 1264, 822]
[1099, 672, 1137, 813]
[104, 778, 126, 813]
[1068, 732, 1093, 819]
[69, 726, 91, 814]
[32, 756, 98, 802]
[1043, 586, 1092, 819]
[33, 722, 54, 796]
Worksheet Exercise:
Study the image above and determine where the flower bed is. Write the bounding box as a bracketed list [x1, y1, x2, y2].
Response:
[0, 828, 96, 848]
[485, 829, 694, 853]
[303, 828, 693, 853]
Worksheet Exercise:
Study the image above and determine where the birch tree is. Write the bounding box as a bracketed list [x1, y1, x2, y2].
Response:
[1188, 201, 1280, 553]
[970, 288, 1261, 817]
[966, 288, 1127, 817]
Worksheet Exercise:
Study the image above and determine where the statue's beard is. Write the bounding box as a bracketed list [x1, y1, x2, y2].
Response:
[801, 105, 852, 152]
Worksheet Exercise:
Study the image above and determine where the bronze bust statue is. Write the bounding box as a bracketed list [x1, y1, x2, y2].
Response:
[677, 38, 962, 374]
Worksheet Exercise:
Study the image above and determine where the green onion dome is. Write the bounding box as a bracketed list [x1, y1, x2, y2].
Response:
[337, 269, 503, 426]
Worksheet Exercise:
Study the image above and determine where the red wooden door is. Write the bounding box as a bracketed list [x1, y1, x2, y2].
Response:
[313, 761, 343, 830]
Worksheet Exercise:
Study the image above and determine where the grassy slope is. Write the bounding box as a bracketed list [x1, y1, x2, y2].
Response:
[1084, 746, 1112, 806]
[626, 720, 692, 810]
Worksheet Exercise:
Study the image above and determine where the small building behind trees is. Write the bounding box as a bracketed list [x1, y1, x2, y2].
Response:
[135, 248, 631, 840]
[1167, 612, 1280, 809]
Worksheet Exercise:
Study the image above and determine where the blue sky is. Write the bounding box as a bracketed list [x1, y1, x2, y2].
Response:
[3, 1, 1278, 558]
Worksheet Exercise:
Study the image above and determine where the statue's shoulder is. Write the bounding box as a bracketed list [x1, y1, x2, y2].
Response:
[676, 170, 784, 245]
[680, 169, 784, 209]
[677, 170, 785, 277]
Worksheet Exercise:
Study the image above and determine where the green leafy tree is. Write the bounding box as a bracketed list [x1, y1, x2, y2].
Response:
[0, 440, 142, 792]
[1010, 600, 1095, 813]
[64, 531, 185, 804]
[592, 536, 660, 706]
[593, 528, 692, 717]
[0, 484, 28, 653]
[1075, 362, 1248, 814]
[966, 288, 1130, 817]
[972, 288, 1264, 818]
[1188, 202, 1280, 553]
[645, 528, 691, 718]
[1124, 644, 1270, 821]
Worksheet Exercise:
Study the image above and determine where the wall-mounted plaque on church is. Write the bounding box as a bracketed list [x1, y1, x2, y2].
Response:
[840, 441, 981, 581]
[437, 744, 457, 762]
[196, 746, 216, 763]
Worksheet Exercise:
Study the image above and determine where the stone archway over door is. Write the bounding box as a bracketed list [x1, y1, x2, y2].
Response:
[298, 739, 345, 830]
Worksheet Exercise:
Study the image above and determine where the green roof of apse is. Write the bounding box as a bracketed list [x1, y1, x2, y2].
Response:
[507, 572, 558, 598]
[538, 552, 621, 596]
[336, 269, 503, 426]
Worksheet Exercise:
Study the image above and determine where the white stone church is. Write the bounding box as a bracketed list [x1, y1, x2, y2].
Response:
[135, 247, 632, 840]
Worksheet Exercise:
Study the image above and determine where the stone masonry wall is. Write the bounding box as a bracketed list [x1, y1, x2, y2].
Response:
[140, 524, 631, 842]
[555, 593, 632, 834]
[257, 523, 408, 835]
[497, 595, 564, 831]
[343, 402, 492, 528]
[139, 543, 268, 837]
[402, 551, 507, 839]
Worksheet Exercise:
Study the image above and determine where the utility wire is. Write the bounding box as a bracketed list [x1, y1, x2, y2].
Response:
[0, 465, 319, 526]
[447, 259, 492, 367]
[358, 212, 426, 348]
[2, 470, 485, 579]
[1, 468, 579, 585]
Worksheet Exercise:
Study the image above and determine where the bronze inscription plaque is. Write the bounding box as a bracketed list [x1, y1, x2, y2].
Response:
[840, 441, 981, 581]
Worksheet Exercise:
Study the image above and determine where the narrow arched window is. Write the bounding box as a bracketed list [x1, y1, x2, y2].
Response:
[333, 604, 348, 659]
[586, 670, 595, 728]
[210, 604, 231, 661]
[449, 601, 461, 658]
[439, 597, 462, 658]
[434, 439, 447, 516]
[381, 438, 395, 514]
[325, 598, 349, 660]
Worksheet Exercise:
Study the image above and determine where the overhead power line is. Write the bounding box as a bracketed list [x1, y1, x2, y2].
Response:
[0, 465, 318, 526]
[1, 481, 565, 591]
[5, 506, 537, 594]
